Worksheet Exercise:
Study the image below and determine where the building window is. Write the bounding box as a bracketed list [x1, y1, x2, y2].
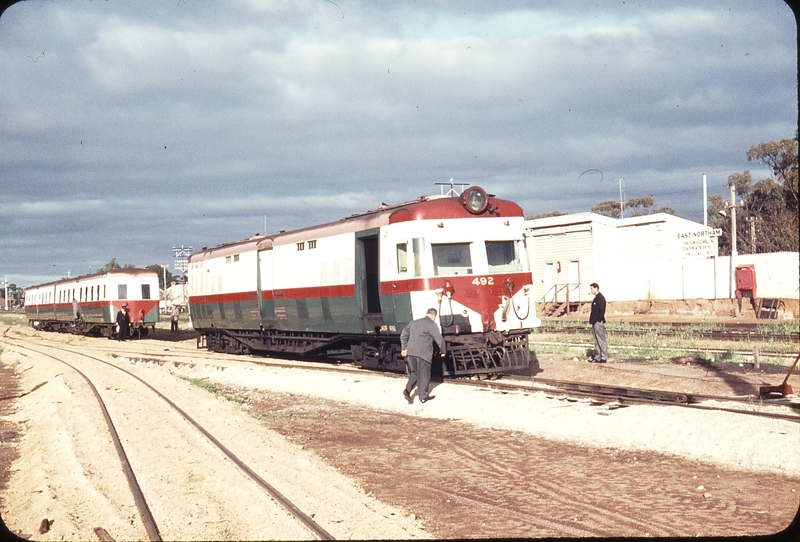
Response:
[297, 242, 305, 251]
[225, 256, 231, 263]
[233, 254, 240, 262]
[308, 240, 316, 249]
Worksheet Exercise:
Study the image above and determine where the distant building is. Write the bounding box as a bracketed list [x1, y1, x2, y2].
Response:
[524, 212, 798, 307]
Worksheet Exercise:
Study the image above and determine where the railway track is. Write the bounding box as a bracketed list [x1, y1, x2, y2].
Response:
[9, 325, 800, 427]
[47, 335, 800, 424]
[537, 322, 799, 344]
[0, 330, 335, 541]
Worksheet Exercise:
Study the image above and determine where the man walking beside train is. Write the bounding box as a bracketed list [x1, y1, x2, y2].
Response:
[401, 308, 446, 404]
[588, 283, 608, 363]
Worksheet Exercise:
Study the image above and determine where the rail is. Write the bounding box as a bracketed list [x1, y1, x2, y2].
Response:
[0, 331, 335, 541]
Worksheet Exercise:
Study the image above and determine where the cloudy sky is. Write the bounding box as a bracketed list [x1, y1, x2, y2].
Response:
[1, 0, 796, 288]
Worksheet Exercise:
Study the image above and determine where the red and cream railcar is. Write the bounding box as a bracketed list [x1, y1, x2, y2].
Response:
[25, 268, 160, 338]
[189, 186, 540, 376]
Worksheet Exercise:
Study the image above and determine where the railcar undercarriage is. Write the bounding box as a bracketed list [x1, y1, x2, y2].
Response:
[197, 327, 532, 377]
[30, 320, 153, 339]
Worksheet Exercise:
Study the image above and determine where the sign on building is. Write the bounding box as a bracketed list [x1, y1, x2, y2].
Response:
[677, 229, 721, 259]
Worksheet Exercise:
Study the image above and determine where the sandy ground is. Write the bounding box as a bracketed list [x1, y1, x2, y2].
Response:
[0, 324, 799, 539]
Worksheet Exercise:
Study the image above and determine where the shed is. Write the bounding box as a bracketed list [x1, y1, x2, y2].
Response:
[525, 213, 720, 303]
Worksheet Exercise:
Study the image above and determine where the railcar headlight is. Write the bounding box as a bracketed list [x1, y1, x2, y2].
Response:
[460, 186, 489, 214]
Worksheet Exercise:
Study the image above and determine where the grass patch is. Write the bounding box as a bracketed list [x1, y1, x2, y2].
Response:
[180, 376, 244, 404]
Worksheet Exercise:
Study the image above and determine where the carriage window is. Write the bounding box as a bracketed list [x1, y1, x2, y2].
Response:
[91, 286, 94, 301]
[432, 243, 472, 276]
[118, 284, 128, 300]
[486, 241, 523, 273]
[396, 243, 408, 273]
[141, 284, 151, 299]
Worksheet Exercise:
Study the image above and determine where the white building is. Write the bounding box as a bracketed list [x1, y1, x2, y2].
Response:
[525, 212, 799, 308]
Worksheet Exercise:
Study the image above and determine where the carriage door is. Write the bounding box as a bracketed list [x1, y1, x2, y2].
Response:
[355, 231, 384, 333]
[257, 248, 275, 325]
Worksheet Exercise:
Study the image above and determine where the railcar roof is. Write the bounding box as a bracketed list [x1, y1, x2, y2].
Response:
[190, 192, 523, 262]
[24, 268, 158, 291]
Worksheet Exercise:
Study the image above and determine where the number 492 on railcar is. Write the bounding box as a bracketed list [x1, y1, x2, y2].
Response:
[188, 186, 540, 377]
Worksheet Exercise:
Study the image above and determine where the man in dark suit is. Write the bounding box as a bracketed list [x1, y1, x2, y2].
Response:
[400, 308, 446, 404]
[116, 302, 130, 341]
[589, 283, 607, 363]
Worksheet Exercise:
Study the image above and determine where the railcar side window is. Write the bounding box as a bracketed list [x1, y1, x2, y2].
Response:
[396, 243, 408, 273]
[412, 238, 424, 276]
[141, 284, 151, 300]
[432, 243, 472, 276]
[118, 284, 128, 300]
[486, 241, 523, 273]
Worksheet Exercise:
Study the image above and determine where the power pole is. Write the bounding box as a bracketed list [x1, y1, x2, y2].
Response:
[729, 183, 737, 300]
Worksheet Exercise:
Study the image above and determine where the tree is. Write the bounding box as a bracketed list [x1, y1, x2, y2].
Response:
[624, 197, 678, 217]
[590, 197, 678, 218]
[711, 132, 799, 255]
[590, 200, 621, 218]
[146, 264, 176, 292]
[746, 131, 798, 209]
[526, 210, 568, 220]
[102, 258, 136, 272]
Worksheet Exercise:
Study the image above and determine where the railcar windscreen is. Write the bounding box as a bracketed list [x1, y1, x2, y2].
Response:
[486, 241, 523, 273]
[432, 243, 472, 276]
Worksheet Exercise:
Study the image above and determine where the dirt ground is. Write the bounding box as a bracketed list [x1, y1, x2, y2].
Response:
[1, 325, 799, 540]
[236, 388, 800, 539]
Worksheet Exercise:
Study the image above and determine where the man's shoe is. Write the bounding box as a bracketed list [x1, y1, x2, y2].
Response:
[598, 359, 607, 363]
[403, 389, 413, 404]
[420, 395, 435, 403]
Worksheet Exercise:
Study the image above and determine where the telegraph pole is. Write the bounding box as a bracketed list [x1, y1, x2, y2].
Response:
[729, 183, 737, 300]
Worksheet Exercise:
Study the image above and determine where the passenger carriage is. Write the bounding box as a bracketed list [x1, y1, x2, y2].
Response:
[25, 268, 160, 338]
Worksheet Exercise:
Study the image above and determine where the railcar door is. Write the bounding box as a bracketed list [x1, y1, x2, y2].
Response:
[257, 248, 276, 327]
[355, 231, 384, 333]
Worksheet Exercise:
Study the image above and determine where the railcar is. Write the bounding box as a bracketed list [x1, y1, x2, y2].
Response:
[25, 268, 160, 338]
[188, 186, 541, 376]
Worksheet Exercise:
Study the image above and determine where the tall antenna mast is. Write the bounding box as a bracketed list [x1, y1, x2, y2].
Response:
[435, 177, 470, 197]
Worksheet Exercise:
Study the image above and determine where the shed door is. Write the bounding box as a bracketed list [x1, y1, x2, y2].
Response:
[543, 262, 555, 302]
[568, 260, 580, 302]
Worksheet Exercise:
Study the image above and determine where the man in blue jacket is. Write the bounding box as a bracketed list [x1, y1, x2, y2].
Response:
[401, 308, 446, 404]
